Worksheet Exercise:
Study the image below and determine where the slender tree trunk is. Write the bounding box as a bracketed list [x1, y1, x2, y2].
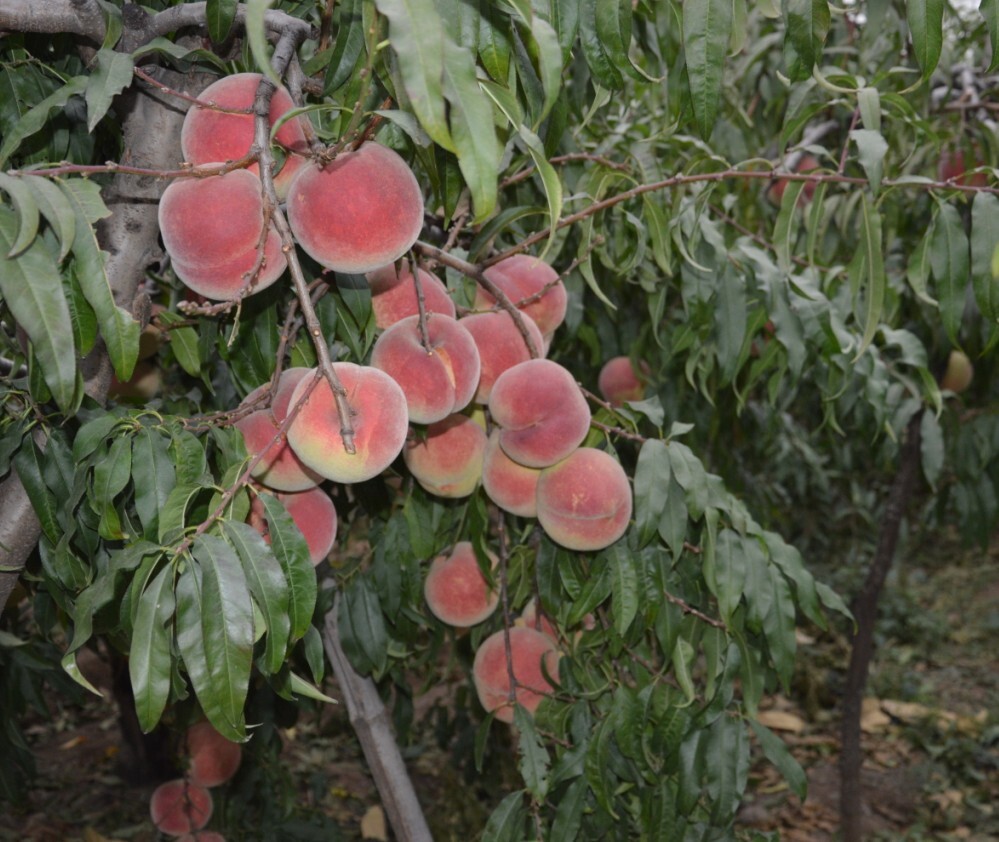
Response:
[840, 410, 924, 841]
[323, 596, 433, 842]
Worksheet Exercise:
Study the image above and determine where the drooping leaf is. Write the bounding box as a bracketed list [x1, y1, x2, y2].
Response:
[929, 202, 969, 346]
[132, 429, 177, 540]
[750, 720, 807, 800]
[129, 562, 175, 733]
[84, 49, 135, 132]
[907, 0, 944, 82]
[0, 76, 88, 168]
[682, 0, 733, 138]
[970, 192, 999, 324]
[782, 0, 831, 77]
[257, 492, 317, 641]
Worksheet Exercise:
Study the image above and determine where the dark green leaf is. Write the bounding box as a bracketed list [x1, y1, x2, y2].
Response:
[907, 0, 944, 81]
[129, 562, 175, 733]
[84, 50, 134, 132]
[0, 76, 88, 167]
[929, 203, 969, 346]
[481, 790, 527, 841]
[339, 576, 388, 675]
[971, 192, 999, 323]
[206, 0, 238, 43]
[750, 719, 807, 800]
[514, 706, 550, 800]
[782, 0, 830, 75]
[634, 439, 670, 548]
[132, 429, 177, 540]
[550, 777, 588, 842]
[982, 0, 999, 72]
[682, 0, 733, 138]
[257, 492, 317, 641]
[12, 435, 61, 545]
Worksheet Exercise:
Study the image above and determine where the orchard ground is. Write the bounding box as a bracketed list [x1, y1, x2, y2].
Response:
[1, 529, 996, 842]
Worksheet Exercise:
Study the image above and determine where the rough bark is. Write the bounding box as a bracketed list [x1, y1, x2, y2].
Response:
[0, 0, 106, 41]
[324, 598, 434, 842]
[840, 410, 924, 841]
[0, 469, 42, 616]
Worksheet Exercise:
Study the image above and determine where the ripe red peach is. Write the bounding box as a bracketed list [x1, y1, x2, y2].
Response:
[515, 598, 558, 643]
[403, 413, 487, 498]
[473, 627, 560, 724]
[459, 311, 545, 404]
[286, 363, 408, 484]
[287, 143, 424, 273]
[481, 429, 541, 517]
[476, 255, 567, 335]
[185, 721, 242, 789]
[536, 448, 632, 552]
[159, 169, 286, 301]
[424, 541, 498, 627]
[597, 356, 649, 406]
[937, 147, 988, 187]
[150, 779, 213, 837]
[370, 314, 480, 424]
[366, 264, 456, 329]
[235, 368, 322, 492]
[250, 487, 338, 566]
[488, 359, 591, 469]
[272, 153, 308, 201]
[181, 72, 309, 167]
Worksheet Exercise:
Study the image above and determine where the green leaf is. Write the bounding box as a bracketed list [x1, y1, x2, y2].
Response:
[584, 716, 619, 817]
[715, 268, 747, 384]
[339, 576, 388, 675]
[191, 534, 254, 737]
[971, 192, 999, 324]
[851, 195, 885, 359]
[0, 206, 79, 411]
[609, 545, 639, 636]
[508, 0, 564, 122]
[706, 715, 748, 823]
[579, 0, 623, 89]
[0, 173, 39, 257]
[634, 439, 670, 547]
[774, 180, 805, 273]
[59, 179, 139, 382]
[481, 790, 527, 841]
[0, 76, 88, 168]
[763, 565, 797, 689]
[206, 0, 238, 43]
[907, 0, 944, 82]
[221, 520, 291, 675]
[324, 0, 367, 94]
[514, 706, 551, 800]
[85, 50, 135, 132]
[851, 129, 888, 195]
[682, 0, 733, 138]
[12, 436, 61, 546]
[442, 39, 499, 223]
[550, 777, 588, 842]
[157, 310, 201, 376]
[23, 175, 77, 262]
[92, 435, 132, 540]
[783, 0, 830, 75]
[929, 203, 969, 346]
[129, 562, 175, 733]
[982, 0, 999, 72]
[377, 0, 454, 151]
[671, 638, 696, 704]
[750, 719, 807, 800]
[132, 429, 177, 540]
[594, 0, 638, 83]
[705, 529, 747, 623]
[245, 0, 282, 86]
[257, 492, 317, 641]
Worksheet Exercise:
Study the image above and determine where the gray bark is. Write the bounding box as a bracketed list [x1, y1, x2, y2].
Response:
[0, 0, 105, 41]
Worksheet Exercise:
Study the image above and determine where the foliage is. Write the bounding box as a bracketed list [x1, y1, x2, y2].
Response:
[1, 0, 998, 838]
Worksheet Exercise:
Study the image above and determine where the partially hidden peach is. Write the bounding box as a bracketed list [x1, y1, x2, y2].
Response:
[370, 314, 480, 424]
[940, 349, 974, 394]
[150, 779, 213, 837]
[488, 359, 591, 469]
[287, 143, 424, 274]
[250, 487, 338, 566]
[424, 541, 498, 627]
[597, 356, 649, 406]
[367, 264, 456, 329]
[481, 429, 541, 518]
[403, 413, 487, 498]
[768, 153, 820, 205]
[185, 721, 242, 789]
[286, 363, 408, 484]
[476, 255, 568, 335]
[473, 627, 560, 724]
[536, 448, 632, 552]
[159, 169, 286, 301]
[458, 310, 545, 404]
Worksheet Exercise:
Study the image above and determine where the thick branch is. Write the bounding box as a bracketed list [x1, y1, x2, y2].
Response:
[0, 0, 105, 41]
[0, 468, 41, 615]
[840, 410, 923, 842]
[323, 599, 433, 842]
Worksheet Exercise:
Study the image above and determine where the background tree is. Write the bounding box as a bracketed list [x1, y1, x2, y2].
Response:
[0, 0, 997, 839]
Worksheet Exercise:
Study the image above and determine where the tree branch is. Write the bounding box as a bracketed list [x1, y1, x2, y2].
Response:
[0, 0, 105, 42]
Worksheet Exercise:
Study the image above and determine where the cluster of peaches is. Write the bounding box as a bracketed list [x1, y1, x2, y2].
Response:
[156, 73, 648, 722]
[148, 720, 241, 840]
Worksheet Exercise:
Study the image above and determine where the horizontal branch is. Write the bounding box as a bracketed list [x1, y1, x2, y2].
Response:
[0, 0, 105, 41]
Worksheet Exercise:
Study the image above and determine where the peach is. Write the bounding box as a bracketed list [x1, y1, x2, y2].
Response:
[515, 598, 558, 643]
[768, 153, 820, 205]
[370, 314, 480, 424]
[185, 721, 242, 788]
[150, 779, 213, 836]
[286, 363, 409, 484]
[481, 429, 541, 517]
[938, 147, 988, 187]
[181, 72, 309, 167]
[940, 349, 973, 394]
[178, 834, 226, 842]
[536, 448, 632, 552]
[476, 254, 567, 335]
[472, 627, 559, 724]
[250, 487, 338, 566]
[235, 368, 322, 492]
[488, 359, 591, 468]
[458, 310, 545, 404]
[424, 541, 498, 627]
[159, 169, 286, 301]
[367, 264, 456, 329]
[403, 413, 487, 498]
[597, 356, 649, 406]
[286, 143, 424, 274]
[272, 152, 309, 201]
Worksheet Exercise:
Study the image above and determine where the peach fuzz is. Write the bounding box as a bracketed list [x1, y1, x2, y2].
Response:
[287, 143, 424, 274]
[597, 356, 649, 406]
[370, 314, 480, 424]
[477, 254, 567, 336]
[286, 363, 408, 484]
[367, 264, 456, 329]
[458, 310, 545, 404]
[481, 429, 541, 517]
[489, 359, 591, 469]
[424, 541, 498, 627]
[150, 779, 213, 836]
[159, 169, 286, 301]
[235, 368, 321, 492]
[185, 720, 242, 788]
[536, 448, 632, 552]
[181, 73, 308, 168]
[404, 413, 487, 498]
[472, 627, 560, 724]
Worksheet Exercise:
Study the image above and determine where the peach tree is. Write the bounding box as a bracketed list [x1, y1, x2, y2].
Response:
[0, 0, 996, 838]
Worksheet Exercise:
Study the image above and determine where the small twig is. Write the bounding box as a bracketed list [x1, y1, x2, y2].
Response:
[663, 590, 727, 630]
[133, 67, 253, 115]
[10, 155, 257, 180]
[500, 153, 631, 189]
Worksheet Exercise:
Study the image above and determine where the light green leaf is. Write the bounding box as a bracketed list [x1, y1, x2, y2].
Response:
[24, 175, 76, 262]
[907, 0, 944, 82]
[852, 195, 885, 359]
[0, 173, 39, 257]
[85, 49, 135, 132]
[683, 0, 733, 138]
[851, 128, 888, 195]
[245, 0, 282, 86]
